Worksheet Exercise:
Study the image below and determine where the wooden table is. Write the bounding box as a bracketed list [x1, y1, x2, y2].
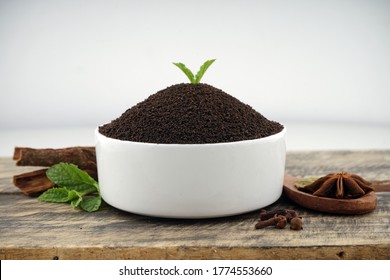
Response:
[1, 151, 389, 260]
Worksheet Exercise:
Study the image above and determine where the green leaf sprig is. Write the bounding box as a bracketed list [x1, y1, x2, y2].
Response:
[38, 163, 103, 212]
[173, 59, 216, 84]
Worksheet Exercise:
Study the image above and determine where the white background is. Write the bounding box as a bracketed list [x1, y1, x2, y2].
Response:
[0, 0, 389, 154]
[1, 260, 389, 280]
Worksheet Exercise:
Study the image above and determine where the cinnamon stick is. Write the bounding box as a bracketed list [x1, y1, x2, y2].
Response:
[13, 146, 97, 196]
[13, 168, 54, 196]
[14, 146, 96, 171]
[13, 168, 98, 196]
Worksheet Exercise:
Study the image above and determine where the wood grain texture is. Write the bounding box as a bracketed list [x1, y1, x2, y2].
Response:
[1, 151, 390, 260]
[1, 194, 389, 260]
[285, 150, 390, 181]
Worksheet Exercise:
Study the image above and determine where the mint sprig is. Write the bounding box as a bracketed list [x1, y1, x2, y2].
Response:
[173, 59, 216, 84]
[38, 163, 102, 212]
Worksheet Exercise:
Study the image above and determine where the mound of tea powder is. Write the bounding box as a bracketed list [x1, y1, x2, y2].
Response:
[99, 83, 283, 144]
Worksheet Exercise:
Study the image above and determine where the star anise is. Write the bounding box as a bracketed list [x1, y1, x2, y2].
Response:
[300, 172, 374, 199]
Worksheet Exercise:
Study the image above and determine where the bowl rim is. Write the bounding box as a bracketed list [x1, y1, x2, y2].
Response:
[95, 126, 286, 147]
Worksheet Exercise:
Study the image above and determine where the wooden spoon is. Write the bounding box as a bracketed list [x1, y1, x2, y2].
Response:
[283, 175, 378, 214]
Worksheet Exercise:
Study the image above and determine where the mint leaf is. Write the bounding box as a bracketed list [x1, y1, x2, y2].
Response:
[79, 196, 102, 212]
[173, 62, 195, 83]
[40, 162, 103, 212]
[68, 183, 98, 196]
[38, 187, 80, 203]
[194, 59, 216, 84]
[70, 195, 83, 208]
[46, 163, 98, 190]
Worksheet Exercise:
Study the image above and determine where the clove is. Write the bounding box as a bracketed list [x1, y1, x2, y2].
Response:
[259, 209, 298, 222]
[290, 217, 303, 230]
[275, 215, 287, 229]
[256, 208, 303, 231]
[255, 214, 287, 229]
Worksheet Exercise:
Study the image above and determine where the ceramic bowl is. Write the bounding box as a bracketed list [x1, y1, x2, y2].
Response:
[95, 127, 286, 218]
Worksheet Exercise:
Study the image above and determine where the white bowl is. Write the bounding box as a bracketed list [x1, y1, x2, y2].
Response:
[95, 127, 286, 218]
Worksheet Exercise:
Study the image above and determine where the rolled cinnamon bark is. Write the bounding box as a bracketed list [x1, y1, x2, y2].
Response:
[13, 146, 96, 171]
[13, 146, 97, 196]
[13, 169, 54, 196]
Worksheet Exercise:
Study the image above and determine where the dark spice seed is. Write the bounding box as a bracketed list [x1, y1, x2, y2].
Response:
[99, 83, 283, 144]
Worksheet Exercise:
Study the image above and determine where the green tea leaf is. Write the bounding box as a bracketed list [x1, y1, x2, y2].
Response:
[38, 187, 80, 203]
[79, 196, 102, 212]
[46, 163, 99, 192]
[194, 59, 216, 84]
[173, 62, 195, 83]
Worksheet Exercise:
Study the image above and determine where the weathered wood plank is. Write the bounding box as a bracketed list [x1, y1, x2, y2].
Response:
[285, 150, 390, 181]
[0, 193, 389, 259]
[1, 245, 389, 260]
[1, 151, 389, 260]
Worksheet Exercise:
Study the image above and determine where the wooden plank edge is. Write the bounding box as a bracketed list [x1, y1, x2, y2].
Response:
[1, 245, 389, 260]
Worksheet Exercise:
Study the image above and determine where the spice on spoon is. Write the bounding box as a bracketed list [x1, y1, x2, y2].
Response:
[299, 172, 374, 199]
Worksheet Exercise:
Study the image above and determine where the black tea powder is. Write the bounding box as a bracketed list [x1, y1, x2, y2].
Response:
[99, 83, 283, 144]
